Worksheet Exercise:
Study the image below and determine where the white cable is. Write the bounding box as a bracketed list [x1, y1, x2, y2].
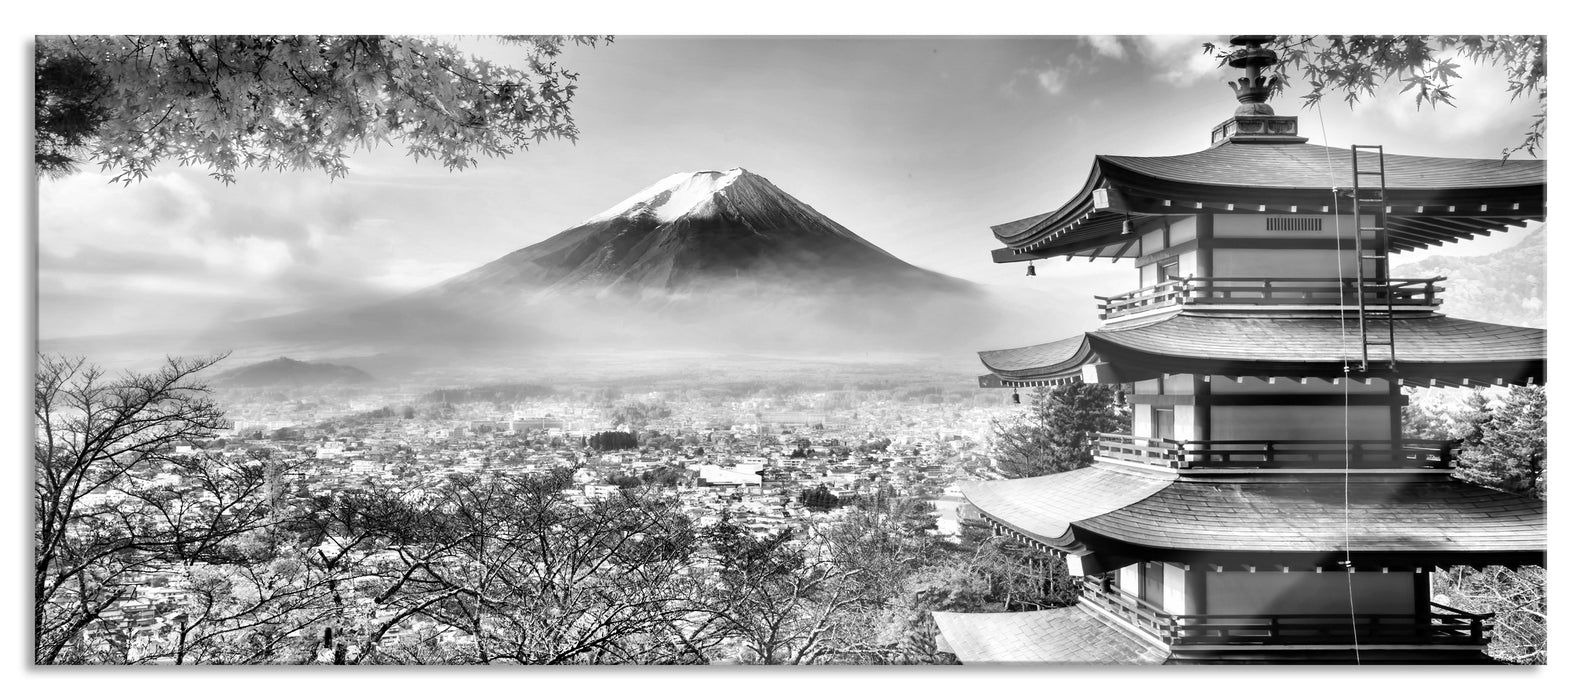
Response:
[1316, 100, 1363, 665]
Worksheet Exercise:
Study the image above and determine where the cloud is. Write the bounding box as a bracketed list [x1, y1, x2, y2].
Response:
[1034, 67, 1068, 95]
[1083, 35, 1126, 61]
[1136, 35, 1221, 86]
[35, 167, 479, 339]
[1010, 36, 1209, 99]
[1005, 50, 1084, 98]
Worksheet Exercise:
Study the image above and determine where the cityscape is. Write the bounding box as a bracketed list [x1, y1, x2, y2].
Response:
[57, 369, 1013, 663]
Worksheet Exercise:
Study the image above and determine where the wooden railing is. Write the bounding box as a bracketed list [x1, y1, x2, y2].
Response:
[1082, 579, 1490, 647]
[1096, 277, 1445, 320]
[1096, 279, 1188, 320]
[1092, 433, 1458, 470]
[1080, 578, 1177, 640]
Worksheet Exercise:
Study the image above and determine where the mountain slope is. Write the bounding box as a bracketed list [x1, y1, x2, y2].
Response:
[426, 168, 970, 298]
[212, 357, 374, 387]
[1395, 225, 1546, 328]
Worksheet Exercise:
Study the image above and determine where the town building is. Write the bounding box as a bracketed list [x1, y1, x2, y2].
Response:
[932, 36, 1546, 664]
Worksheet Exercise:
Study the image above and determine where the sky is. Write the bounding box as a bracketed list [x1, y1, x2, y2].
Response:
[34, 34, 1549, 340]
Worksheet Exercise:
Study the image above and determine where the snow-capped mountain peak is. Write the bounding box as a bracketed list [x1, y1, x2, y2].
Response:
[433, 166, 971, 299]
[581, 168, 746, 225]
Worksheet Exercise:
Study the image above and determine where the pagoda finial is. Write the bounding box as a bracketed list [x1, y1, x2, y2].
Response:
[1226, 35, 1280, 116]
[1209, 35, 1305, 145]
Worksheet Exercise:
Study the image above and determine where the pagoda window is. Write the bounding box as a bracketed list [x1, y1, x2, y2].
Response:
[1156, 256, 1180, 284]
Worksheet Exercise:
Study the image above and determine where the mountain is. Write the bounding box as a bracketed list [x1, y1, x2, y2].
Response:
[37, 168, 1036, 379]
[236, 167, 1003, 358]
[212, 357, 375, 387]
[425, 168, 971, 298]
[1394, 225, 1546, 328]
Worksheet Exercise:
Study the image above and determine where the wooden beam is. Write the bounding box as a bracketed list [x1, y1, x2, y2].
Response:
[1386, 227, 1451, 249]
[1110, 238, 1137, 262]
[1465, 216, 1515, 232]
[1397, 216, 1481, 240]
[1210, 237, 1360, 250]
[1136, 239, 1199, 267]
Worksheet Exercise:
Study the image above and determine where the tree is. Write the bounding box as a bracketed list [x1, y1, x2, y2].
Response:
[991, 384, 1129, 479]
[1454, 386, 1546, 499]
[798, 484, 840, 511]
[35, 35, 609, 182]
[610, 399, 673, 430]
[1205, 35, 1545, 158]
[870, 531, 1078, 665]
[1408, 385, 1547, 665]
[1436, 564, 1546, 665]
[34, 354, 281, 663]
[321, 476, 706, 664]
[1402, 386, 1484, 440]
[587, 430, 638, 452]
[696, 522, 866, 665]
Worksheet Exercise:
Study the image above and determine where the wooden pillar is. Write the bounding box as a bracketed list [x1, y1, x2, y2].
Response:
[1195, 214, 1214, 279]
[1389, 379, 1403, 445]
[1414, 569, 1432, 626]
[1193, 373, 1212, 442]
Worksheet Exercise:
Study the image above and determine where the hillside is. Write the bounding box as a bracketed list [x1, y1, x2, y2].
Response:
[212, 357, 375, 387]
[1394, 225, 1546, 328]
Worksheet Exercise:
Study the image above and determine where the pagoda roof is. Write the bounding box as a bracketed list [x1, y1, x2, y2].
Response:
[932, 605, 1167, 664]
[1105, 142, 1543, 191]
[979, 312, 1546, 386]
[959, 464, 1545, 568]
[991, 142, 1545, 260]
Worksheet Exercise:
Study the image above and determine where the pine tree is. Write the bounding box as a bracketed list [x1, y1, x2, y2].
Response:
[1454, 386, 1546, 499]
[991, 384, 1129, 478]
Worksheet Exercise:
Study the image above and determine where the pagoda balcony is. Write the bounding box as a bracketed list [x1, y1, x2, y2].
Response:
[1080, 578, 1491, 648]
[1096, 276, 1445, 321]
[1091, 433, 1458, 471]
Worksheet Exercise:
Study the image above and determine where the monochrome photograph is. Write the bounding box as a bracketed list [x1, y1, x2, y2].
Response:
[31, 29, 1547, 670]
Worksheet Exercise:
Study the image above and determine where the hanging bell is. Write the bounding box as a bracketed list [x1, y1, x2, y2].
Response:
[1011, 390, 1021, 404]
[1025, 262, 1037, 277]
[1120, 217, 1133, 236]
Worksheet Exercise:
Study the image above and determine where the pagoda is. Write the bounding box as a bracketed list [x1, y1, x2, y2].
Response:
[931, 36, 1546, 664]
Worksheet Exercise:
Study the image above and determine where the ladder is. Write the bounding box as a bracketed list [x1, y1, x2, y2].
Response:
[1350, 145, 1396, 373]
